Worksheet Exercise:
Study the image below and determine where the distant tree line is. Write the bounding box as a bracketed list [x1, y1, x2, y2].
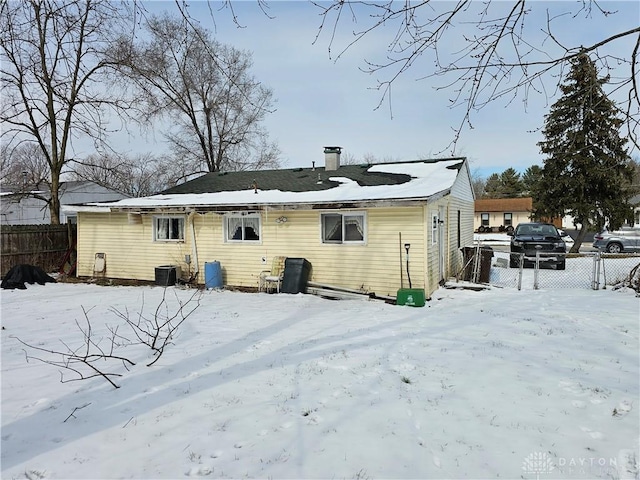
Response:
[473, 166, 543, 200]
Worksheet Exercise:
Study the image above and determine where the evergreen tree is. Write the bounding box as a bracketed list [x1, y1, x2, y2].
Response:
[481, 169, 524, 198]
[499, 168, 523, 197]
[483, 173, 502, 198]
[521, 165, 542, 195]
[534, 53, 634, 252]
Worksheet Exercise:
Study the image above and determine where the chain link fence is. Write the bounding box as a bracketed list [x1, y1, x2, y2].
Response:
[459, 247, 640, 290]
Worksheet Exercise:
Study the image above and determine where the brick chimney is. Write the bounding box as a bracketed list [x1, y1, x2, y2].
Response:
[324, 146, 342, 171]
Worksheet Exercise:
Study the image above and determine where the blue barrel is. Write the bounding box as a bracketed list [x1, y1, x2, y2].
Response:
[205, 261, 223, 289]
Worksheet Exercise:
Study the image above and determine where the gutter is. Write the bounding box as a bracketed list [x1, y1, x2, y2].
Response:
[103, 192, 452, 214]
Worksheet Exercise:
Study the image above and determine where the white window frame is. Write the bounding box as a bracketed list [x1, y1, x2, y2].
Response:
[153, 215, 185, 242]
[320, 212, 366, 244]
[224, 212, 262, 243]
[431, 213, 439, 245]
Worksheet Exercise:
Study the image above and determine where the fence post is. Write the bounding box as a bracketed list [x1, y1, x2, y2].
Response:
[533, 251, 540, 290]
[517, 253, 523, 291]
[592, 252, 600, 290]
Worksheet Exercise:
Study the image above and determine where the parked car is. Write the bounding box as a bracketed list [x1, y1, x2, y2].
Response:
[508, 222, 567, 269]
[592, 228, 640, 253]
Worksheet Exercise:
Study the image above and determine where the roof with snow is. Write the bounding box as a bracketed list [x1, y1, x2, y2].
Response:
[475, 197, 533, 212]
[83, 158, 467, 212]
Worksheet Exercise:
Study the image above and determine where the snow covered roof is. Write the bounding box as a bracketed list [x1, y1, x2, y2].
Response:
[83, 158, 466, 212]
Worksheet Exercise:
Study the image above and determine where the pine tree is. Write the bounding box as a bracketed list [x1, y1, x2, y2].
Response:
[481, 169, 525, 198]
[521, 165, 542, 195]
[483, 173, 502, 198]
[499, 168, 524, 197]
[534, 52, 634, 252]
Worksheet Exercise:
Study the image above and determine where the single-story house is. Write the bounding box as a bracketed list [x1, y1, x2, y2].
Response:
[0, 180, 128, 225]
[474, 197, 534, 232]
[72, 149, 475, 299]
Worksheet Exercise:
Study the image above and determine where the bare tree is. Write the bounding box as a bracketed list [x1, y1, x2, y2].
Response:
[71, 152, 174, 197]
[0, 143, 49, 187]
[117, 12, 279, 173]
[310, 1, 640, 152]
[470, 169, 487, 199]
[1, 0, 134, 224]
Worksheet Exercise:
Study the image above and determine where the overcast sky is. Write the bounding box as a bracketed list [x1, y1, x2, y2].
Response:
[110, 1, 639, 178]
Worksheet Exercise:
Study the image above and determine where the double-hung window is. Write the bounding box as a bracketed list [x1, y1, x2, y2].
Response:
[481, 213, 490, 227]
[225, 213, 261, 242]
[321, 212, 365, 244]
[154, 216, 185, 241]
[503, 213, 513, 227]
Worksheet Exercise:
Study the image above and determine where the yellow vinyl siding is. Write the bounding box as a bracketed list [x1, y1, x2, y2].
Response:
[423, 195, 474, 293]
[78, 207, 426, 296]
[191, 207, 425, 297]
[449, 195, 475, 277]
[424, 200, 442, 292]
[77, 195, 473, 298]
[77, 212, 193, 281]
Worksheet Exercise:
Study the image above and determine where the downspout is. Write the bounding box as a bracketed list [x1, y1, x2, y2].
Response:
[188, 212, 199, 282]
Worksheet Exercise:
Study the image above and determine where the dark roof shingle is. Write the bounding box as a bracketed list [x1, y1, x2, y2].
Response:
[161, 164, 419, 195]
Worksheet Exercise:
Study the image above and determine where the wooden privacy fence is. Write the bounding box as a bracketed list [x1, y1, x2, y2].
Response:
[1, 224, 76, 277]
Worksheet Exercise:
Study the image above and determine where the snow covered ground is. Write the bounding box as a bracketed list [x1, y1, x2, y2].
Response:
[1, 281, 638, 479]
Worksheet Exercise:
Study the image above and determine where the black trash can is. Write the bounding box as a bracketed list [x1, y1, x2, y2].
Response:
[461, 247, 493, 283]
[479, 247, 493, 283]
[281, 258, 312, 294]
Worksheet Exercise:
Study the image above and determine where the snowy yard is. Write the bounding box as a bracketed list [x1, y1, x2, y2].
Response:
[1, 281, 638, 479]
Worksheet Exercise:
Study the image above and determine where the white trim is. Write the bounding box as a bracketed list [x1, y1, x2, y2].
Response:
[320, 211, 367, 245]
[223, 211, 262, 244]
[153, 215, 186, 242]
[431, 212, 439, 245]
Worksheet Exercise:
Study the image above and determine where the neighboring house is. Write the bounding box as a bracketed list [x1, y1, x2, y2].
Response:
[0, 181, 128, 225]
[630, 194, 640, 227]
[72, 149, 475, 299]
[474, 197, 534, 232]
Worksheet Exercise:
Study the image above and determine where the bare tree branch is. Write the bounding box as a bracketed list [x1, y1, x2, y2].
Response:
[310, 1, 640, 153]
[11, 307, 135, 389]
[110, 288, 201, 367]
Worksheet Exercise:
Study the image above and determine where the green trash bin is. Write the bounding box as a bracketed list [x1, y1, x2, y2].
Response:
[396, 288, 426, 307]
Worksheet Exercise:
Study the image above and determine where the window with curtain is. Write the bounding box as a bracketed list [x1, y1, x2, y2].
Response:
[321, 213, 365, 244]
[225, 213, 261, 242]
[154, 216, 185, 241]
